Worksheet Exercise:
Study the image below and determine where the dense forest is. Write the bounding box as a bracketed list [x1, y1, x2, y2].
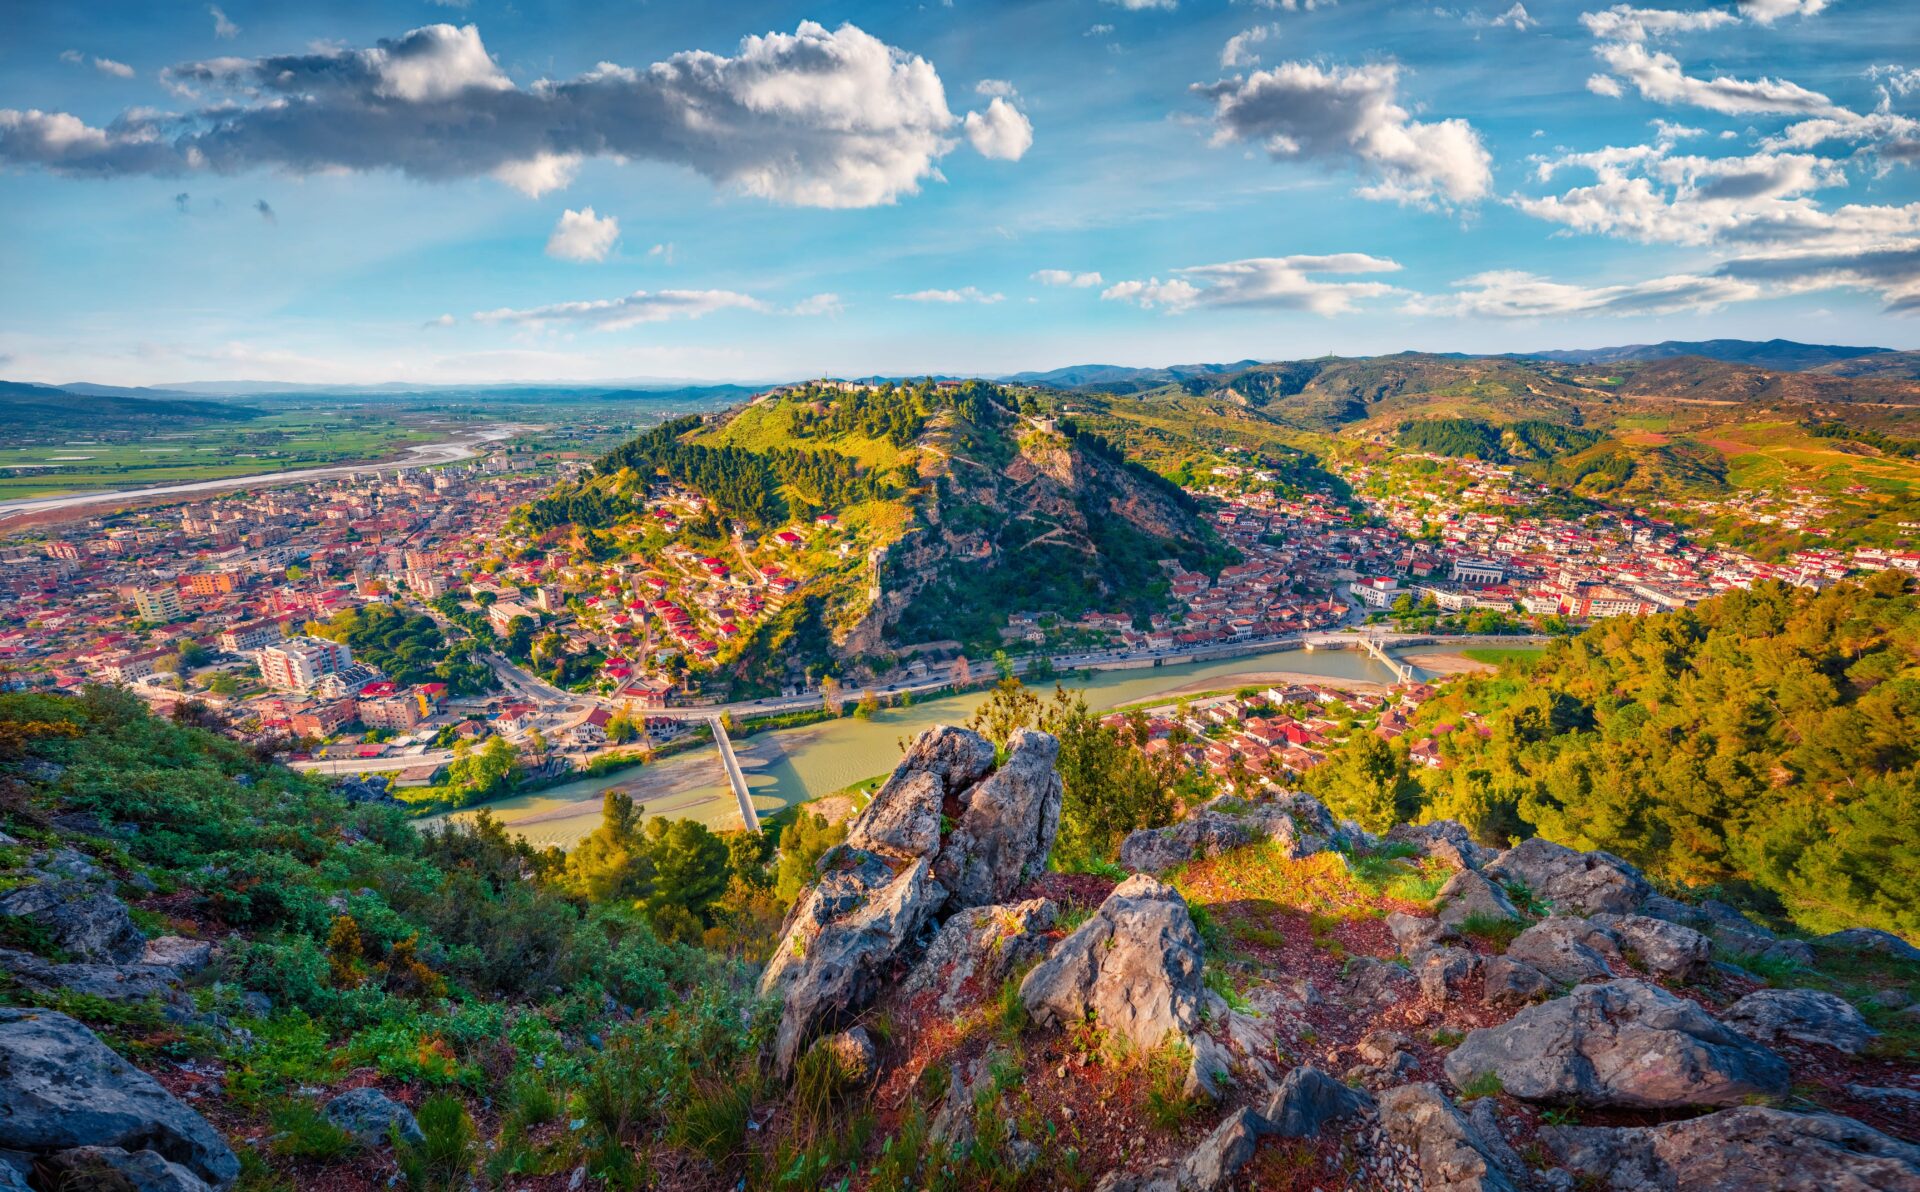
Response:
[1397, 417, 1603, 463]
[1393, 574, 1920, 938]
[310, 604, 495, 695]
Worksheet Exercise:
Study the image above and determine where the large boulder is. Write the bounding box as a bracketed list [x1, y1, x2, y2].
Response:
[1116, 792, 1342, 875]
[1387, 820, 1498, 871]
[0, 1008, 238, 1188]
[846, 725, 996, 859]
[1376, 1083, 1522, 1192]
[1485, 837, 1650, 916]
[902, 898, 1057, 1013]
[320, 1087, 423, 1147]
[1722, 989, 1878, 1055]
[1815, 927, 1920, 964]
[1261, 1064, 1374, 1138]
[759, 851, 946, 1074]
[1504, 916, 1620, 985]
[1387, 911, 1457, 955]
[0, 949, 181, 1004]
[1443, 979, 1790, 1109]
[1541, 1106, 1920, 1191]
[1434, 869, 1519, 927]
[35, 1146, 212, 1192]
[0, 879, 146, 963]
[1481, 956, 1553, 1009]
[1021, 875, 1215, 1094]
[1416, 945, 1481, 1005]
[1589, 912, 1712, 983]
[932, 729, 1063, 908]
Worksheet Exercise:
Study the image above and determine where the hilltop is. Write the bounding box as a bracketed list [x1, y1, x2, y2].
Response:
[0, 381, 261, 441]
[1524, 338, 1895, 372]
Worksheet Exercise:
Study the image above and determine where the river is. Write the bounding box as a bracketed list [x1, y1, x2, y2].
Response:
[427, 644, 1425, 848]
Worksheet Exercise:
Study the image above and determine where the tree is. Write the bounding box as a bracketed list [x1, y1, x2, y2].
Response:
[992, 650, 1014, 681]
[1309, 731, 1410, 834]
[821, 675, 843, 717]
[775, 811, 847, 902]
[565, 791, 653, 903]
[640, 818, 731, 933]
[852, 690, 879, 720]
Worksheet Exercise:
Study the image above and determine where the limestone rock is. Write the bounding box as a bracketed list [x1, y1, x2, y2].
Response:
[1589, 912, 1712, 983]
[1175, 1107, 1264, 1191]
[1434, 869, 1520, 927]
[0, 949, 180, 1004]
[321, 1087, 423, 1147]
[1116, 791, 1342, 875]
[1388, 911, 1457, 955]
[1377, 1082, 1521, 1192]
[932, 729, 1062, 909]
[1443, 979, 1790, 1109]
[0, 879, 146, 963]
[1021, 875, 1206, 1058]
[1387, 820, 1498, 871]
[141, 936, 214, 975]
[0, 1008, 238, 1188]
[812, 1026, 877, 1084]
[1815, 927, 1920, 964]
[1335, 956, 1419, 1009]
[1481, 956, 1553, 1009]
[1261, 1064, 1374, 1139]
[846, 724, 995, 859]
[1485, 837, 1651, 916]
[902, 898, 1056, 1013]
[1542, 1106, 1920, 1191]
[1723, 988, 1878, 1055]
[37, 1146, 212, 1192]
[1505, 916, 1620, 985]
[1416, 945, 1481, 1005]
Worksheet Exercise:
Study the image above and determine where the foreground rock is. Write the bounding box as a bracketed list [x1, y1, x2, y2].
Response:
[1542, 1106, 1920, 1191]
[902, 897, 1056, 1013]
[1262, 1064, 1374, 1138]
[1723, 988, 1878, 1055]
[1588, 912, 1712, 982]
[321, 1087, 424, 1147]
[1377, 1083, 1522, 1192]
[0, 873, 146, 963]
[1021, 875, 1222, 1097]
[1116, 791, 1344, 875]
[1504, 916, 1619, 985]
[0, 948, 183, 1004]
[761, 726, 1063, 1073]
[1434, 869, 1519, 927]
[36, 1145, 213, 1192]
[1386, 819, 1497, 871]
[1485, 837, 1650, 916]
[1815, 927, 1920, 964]
[1094, 1106, 1267, 1192]
[1443, 979, 1790, 1109]
[0, 1008, 238, 1188]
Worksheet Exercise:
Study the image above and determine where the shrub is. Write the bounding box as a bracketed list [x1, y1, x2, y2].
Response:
[394, 1094, 477, 1192]
[267, 1099, 356, 1161]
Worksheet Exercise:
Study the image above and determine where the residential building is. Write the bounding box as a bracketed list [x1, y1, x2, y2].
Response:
[258, 637, 353, 693]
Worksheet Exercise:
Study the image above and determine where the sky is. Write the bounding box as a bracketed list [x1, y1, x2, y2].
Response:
[1, 0, 1917, 386]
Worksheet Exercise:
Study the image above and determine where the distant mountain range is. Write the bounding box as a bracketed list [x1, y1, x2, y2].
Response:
[0, 380, 261, 437]
[997, 360, 1262, 390]
[1518, 338, 1895, 372]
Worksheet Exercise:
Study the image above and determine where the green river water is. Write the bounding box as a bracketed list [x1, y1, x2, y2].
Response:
[426, 645, 1424, 848]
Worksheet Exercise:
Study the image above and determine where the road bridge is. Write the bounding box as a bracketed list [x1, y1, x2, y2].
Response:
[1359, 634, 1416, 683]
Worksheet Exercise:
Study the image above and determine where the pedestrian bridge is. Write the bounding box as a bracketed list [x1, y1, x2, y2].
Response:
[708, 715, 760, 833]
[1359, 635, 1416, 684]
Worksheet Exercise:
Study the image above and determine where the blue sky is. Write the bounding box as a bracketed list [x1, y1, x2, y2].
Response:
[1, 0, 1917, 385]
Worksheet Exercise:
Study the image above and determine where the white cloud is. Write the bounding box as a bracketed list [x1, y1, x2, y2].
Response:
[893, 286, 1005, 303]
[1408, 268, 1762, 317]
[975, 79, 1018, 98]
[1086, 24, 1116, 36]
[545, 206, 620, 263]
[1593, 41, 1843, 117]
[1, 21, 1002, 209]
[1491, 4, 1537, 30]
[648, 242, 677, 265]
[1717, 240, 1920, 311]
[208, 4, 238, 39]
[473, 289, 768, 330]
[1587, 74, 1625, 98]
[963, 97, 1033, 161]
[1221, 25, 1278, 69]
[1103, 253, 1401, 315]
[93, 58, 135, 78]
[787, 293, 843, 316]
[1103, 0, 1177, 9]
[1578, 6, 1738, 43]
[1032, 269, 1104, 287]
[1767, 109, 1920, 168]
[1737, 0, 1827, 24]
[1194, 60, 1492, 206]
[424, 313, 456, 328]
[1867, 65, 1920, 99]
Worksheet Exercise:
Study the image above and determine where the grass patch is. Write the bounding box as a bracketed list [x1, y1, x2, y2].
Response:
[1177, 844, 1383, 918]
[1141, 1040, 1198, 1132]
[395, 1094, 477, 1192]
[267, 1099, 357, 1161]
[1458, 912, 1523, 949]
[1455, 1070, 1504, 1100]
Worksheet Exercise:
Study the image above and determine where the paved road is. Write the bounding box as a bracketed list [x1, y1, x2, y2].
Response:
[0, 424, 528, 523]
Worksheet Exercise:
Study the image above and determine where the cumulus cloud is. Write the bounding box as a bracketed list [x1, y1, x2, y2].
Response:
[1086, 24, 1116, 36]
[1221, 25, 1278, 69]
[1767, 109, 1920, 167]
[787, 293, 844, 316]
[1587, 74, 1625, 98]
[1193, 61, 1491, 206]
[208, 5, 238, 39]
[1868, 65, 1920, 99]
[1102, 253, 1401, 315]
[1737, 0, 1827, 24]
[893, 286, 1004, 303]
[474, 289, 771, 330]
[545, 206, 619, 262]
[1717, 240, 1920, 311]
[1593, 41, 1842, 117]
[1032, 269, 1104, 287]
[0, 21, 1014, 208]
[963, 97, 1033, 161]
[1408, 268, 1762, 317]
[1578, 5, 1738, 43]
[1491, 4, 1537, 31]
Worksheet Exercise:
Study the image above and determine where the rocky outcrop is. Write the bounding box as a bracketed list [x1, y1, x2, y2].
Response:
[34, 1145, 213, 1192]
[1443, 979, 1789, 1109]
[1021, 875, 1219, 1097]
[1093, 1106, 1269, 1192]
[0, 874, 146, 963]
[0, 948, 182, 1003]
[1815, 927, 1920, 964]
[1480, 956, 1552, 1009]
[902, 897, 1056, 1013]
[1115, 791, 1343, 875]
[1262, 1064, 1374, 1138]
[1377, 1083, 1522, 1192]
[1416, 945, 1480, 1005]
[1434, 870, 1519, 927]
[1386, 820, 1497, 871]
[761, 726, 1064, 1074]
[932, 729, 1063, 908]
[1504, 916, 1619, 985]
[1589, 912, 1712, 982]
[812, 1026, 878, 1085]
[1485, 837, 1650, 916]
[1723, 989, 1878, 1055]
[1388, 911, 1457, 955]
[321, 1088, 423, 1147]
[1541, 1106, 1920, 1191]
[0, 1008, 238, 1188]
